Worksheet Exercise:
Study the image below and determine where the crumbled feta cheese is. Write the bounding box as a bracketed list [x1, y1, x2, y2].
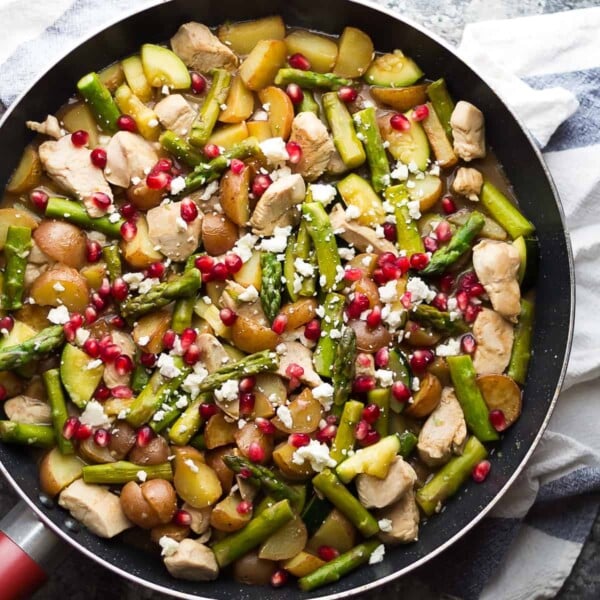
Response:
[137, 470, 147, 482]
[378, 280, 399, 304]
[258, 226, 292, 253]
[338, 247, 356, 260]
[447, 297, 458, 311]
[80, 400, 110, 427]
[175, 397, 189, 409]
[270, 165, 292, 182]
[374, 225, 385, 239]
[170, 176, 186, 195]
[153, 410, 166, 422]
[407, 200, 421, 220]
[47, 305, 70, 324]
[52, 282, 65, 292]
[345, 205, 361, 220]
[262, 103, 271, 112]
[435, 338, 462, 357]
[215, 379, 239, 403]
[412, 377, 421, 392]
[108, 212, 121, 223]
[390, 162, 409, 181]
[276, 405, 293, 429]
[378, 518, 393, 533]
[159, 536, 180, 557]
[161, 85, 170, 95]
[259, 137, 289, 164]
[157, 354, 181, 379]
[310, 184, 337, 206]
[122, 272, 144, 289]
[137, 335, 150, 347]
[294, 258, 314, 278]
[176, 216, 188, 232]
[182, 368, 208, 399]
[220, 103, 228, 111]
[292, 440, 337, 472]
[85, 358, 103, 370]
[74, 328, 90, 346]
[233, 233, 259, 263]
[200, 180, 219, 201]
[311, 383, 334, 410]
[238, 285, 259, 302]
[375, 369, 394, 388]
[369, 544, 385, 564]
[406, 277, 436, 304]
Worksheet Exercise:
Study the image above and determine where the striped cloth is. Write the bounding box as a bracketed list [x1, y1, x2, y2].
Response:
[0, 2, 599, 599]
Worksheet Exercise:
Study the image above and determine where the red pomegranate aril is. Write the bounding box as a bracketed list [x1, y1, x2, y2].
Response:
[62, 416, 80, 440]
[180, 328, 198, 351]
[286, 141, 303, 165]
[110, 315, 126, 330]
[219, 308, 237, 326]
[464, 303, 481, 323]
[468, 283, 485, 298]
[117, 114, 137, 132]
[435, 221, 452, 242]
[224, 253, 243, 274]
[423, 236, 438, 253]
[180, 198, 199, 222]
[111, 278, 129, 301]
[410, 252, 430, 270]
[458, 271, 479, 292]
[30, 190, 49, 212]
[90, 147, 107, 169]
[101, 343, 121, 364]
[71, 129, 89, 147]
[146, 170, 171, 190]
[317, 545, 340, 562]
[115, 354, 134, 376]
[0, 385, 6, 402]
[374, 347, 389, 368]
[91, 192, 111, 211]
[74, 423, 92, 441]
[346, 293, 370, 319]
[372, 268, 386, 286]
[489, 409, 508, 432]
[304, 319, 321, 342]
[352, 375, 376, 394]
[69, 313, 84, 329]
[252, 174, 272, 197]
[83, 338, 100, 358]
[212, 262, 229, 281]
[285, 363, 305, 379]
[111, 385, 133, 399]
[439, 274, 455, 293]
[94, 428, 111, 447]
[145, 262, 164, 279]
[472, 459, 491, 483]
[441, 196, 457, 215]
[396, 255, 410, 274]
[136, 425, 154, 447]
[270, 569, 288, 589]
[288, 432, 310, 448]
[162, 329, 176, 350]
[191, 72, 206, 94]
[98, 335, 112, 349]
[94, 384, 111, 401]
[357, 353, 371, 368]
[456, 290, 469, 311]
[238, 467, 252, 479]
[271, 314, 288, 335]
[391, 381, 411, 403]
[0, 315, 14, 333]
[195, 255, 214, 273]
[203, 143, 221, 159]
[238, 376, 256, 394]
[390, 113, 411, 131]
[354, 419, 369, 441]
[239, 392, 255, 416]
[236, 500, 253, 515]
[410, 349, 434, 372]
[383, 222, 397, 242]
[247, 442, 265, 463]
[230, 158, 245, 175]
[63, 321, 78, 343]
[85, 239, 102, 263]
[140, 352, 157, 368]
[288, 52, 311, 70]
[360, 429, 381, 446]
[432, 292, 448, 312]
[285, 83, 304, 104]
[153, 158, 173, 173]
[461, 334, 477, 354]
[97, 278, 111, 298]
[338, 86, 358, 103]
[199, 403, 218, 420]
[412, 104, 430, 121]
[382, 262, 401, 281]
[377, 252, 396, 267]
[173, 509, 192, 526]
[362, 403, 381, 424]
[119, 203, 137, 220]
[256, 418, 276, 435]
[184, 344, 201, 365]
[316, 424, 337, 444]
[120, 220, 137, 242]
[400, 291, 412, 309]
[366, 305, 382, 329]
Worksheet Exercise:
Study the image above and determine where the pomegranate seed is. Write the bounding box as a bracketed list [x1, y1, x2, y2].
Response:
[366, 305, 382, 329]
[62, 417, 80, 440]
[435, 221, 452, 242]
[286, 141, 302, 164]
[111, 385, 133, 399]
[271, 314, 288, 335]
[0, 385, 6, 402]
[199, 403, 218, 420]
[91, 192, 111, 211]
[338, 86, 357, 103]
[120, 220, 137, 242]
[30, 190, 49, 212]
[74, 423, 92, 440]
[110, 315, 126, 330]
[203, 143, 221, 159]
[382, 262, 401, 281]
[71, 129, 89, 147]
[396, 255, 410, 273]
[468, 283, 485, 298]
[89, 147, 108, 170]
[432, 292, 448, 311]
[410, 252, 430, 270]
[357, 353, 372, 369]
[93, 428, 111, 447]
[182, 344, 200, 366]
[461, 334, 477, 354]
[361, 429, 381, 446]
[85, 239, 102, 263]
[224, 253, 243, 274]
[441, 196, 457, 214]
[115, 354, 134, 376]
[456, 290, 469, 311]
[180, 198, 199, 223]
[285, 83, 304, 104]
[374, 347, 389, 368]
[0, 316, 14, 333]
[439, 274, 455, 293]
[352, 375, 376, 394]
[346, 293, 370, 319]
[383, 222, 397, 241]
[153, 158, 173, 173]
[247, 442, 265, 463]
[344, 267, 363, 282]
[392, 381, 411, 403]
[219, 308, 237, 326]
[377, 252, 396, 267]
[69, 313, 83, 329]
[211, 263, 229, 281]
[195, 255, 214, 273]
[465, 303, 482, 323]
[140, 352, 157, 368]
[372, 268, 386, 286]
[489, 409, 508, 432]
[400, 292, 412, 309]
[136, 426, 154, 447]
[317, 545, 340, 562]
[472, 459, 491, 483]
[316, 424, 337, 444]
[116, 114, 137, 132]
[288, 53, 311, 70]
[191, 72, 206, 94]
[289, 432, 311, 448]
[236, 500, 253, 515]
[239, 392, 255, 416]
[270, 569, 288, 588]
[252, 174, 272, 197]
[256, 418, 275, 435]
[238, 467, 252, 479]
[83, 338, 100, 358]
[354, 420, 369, 441]
[173, 509, 192, 526]
[111, 278, 129, 301]
[101, 343, 121, 363]
[238, 377, 256, 393]
[62, 321, 78, 343]
[410, 349, 434, 372]
[98, 335, 112, 349]
[230, 159, 245, 175]
[304, 319, 321, 342]
[424, 236, 438, 253]
[288, 375, 302, 393]
[458, 271, 479, 292]
[97, 278, 111, 298]
[362, 403, 381, 424]
[94, 385, 111, 401]
[145, 262, 164, 279]
[146, 170, 171, 190]
[412, 104, 430, 121]
[390, 113, 411, 131]
[119, 203, 137, 220]
[285, 363, 305, 379]
[327, 415, 338, 425]
[178, 328, 197, 352]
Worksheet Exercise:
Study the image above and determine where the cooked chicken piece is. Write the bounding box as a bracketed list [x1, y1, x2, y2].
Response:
[196, 333, 230, 373]
[355, 353, 375, 378]
[249, 174, 305, 236]
[376, 491, 420, 544]
[171, 22, 238, 73]
[103, 331, 136, 389]
[39, 135, 113, 217]
[58, 479, 133, 538]
[472, 308, 515, 375]
[417, 387, 467, 467]
[146, 200, 203, 261]
[288, 112, 335, 182]
[276, 341, 324, 388]
[356, 456, 417, 509]
[326, 148, 349, 175]
[329, 203, 397, 255]
[163, 538, 219, 581]
[154, 94, 196, 137]
[472, 239, 521, 321]
[452, 167, 483, 202]
[26, 115, 62, 139]
[104, 131, 159, 189]
[3, 395, 52, 425]
[450, 101, 486, 162]
[182, 503, 212, 535]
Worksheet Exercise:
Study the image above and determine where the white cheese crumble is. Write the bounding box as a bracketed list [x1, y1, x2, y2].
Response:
[369, 544, 385, 564]
[378, 518, 393, 533]
[276, 405, 293, 429]
[311, 383, 334, 410]
[338, 247, 356, 261]
[138, 277, 160, 295]
[182, 368, 209, 399]
[85, 358, 103, 370]
[74, 328, 90, 346]
[47, 305, 70, 324]
[258, 226, 292, 253]
[238, 285, 259, 302]
[137, 470, 147, 482]
[435, 337, 462, 357]
[292, 440, 337, 472]
[390, 162, 409, 181]
[159, 536, 180, 557]
[200, 180, 219, 201]
[294, 258, 314, 278]
[378, 280, 399, 304]
[52, 282, 65, 292]
[310, 184, 337, 206]
[259, 137, 289, 164]
[137, 335, 150, 346]
[407, 200, 421, 220]
[233, 233, 259, 263]
[345, 205, 361, 220]
[170, 176, 186, 195]
[157, 354, 181, 379]
[406, 277, 436, 304]
[79, 400, 110, 427]
[122, 272, 145, 289]
[375, 369, 395, 388]
[412, 376, 421, 392]
[215, 379, 239, 403]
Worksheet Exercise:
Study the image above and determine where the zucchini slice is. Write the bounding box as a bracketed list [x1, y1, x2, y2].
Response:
[60, 343, 104, 408]
[365, 50, 423, 87]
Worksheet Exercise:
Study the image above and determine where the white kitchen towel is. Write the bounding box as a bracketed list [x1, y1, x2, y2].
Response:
[0, 2, 599, 600]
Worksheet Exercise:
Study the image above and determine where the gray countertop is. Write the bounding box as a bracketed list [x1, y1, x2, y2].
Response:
[1, 0, 599, 598]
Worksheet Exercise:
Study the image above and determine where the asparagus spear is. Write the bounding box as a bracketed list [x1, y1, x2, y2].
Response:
[102, 244, 122, 282]
[297, 88, 320, 115]
[416, 436, 487, 516]
[120, 268, 202, 318]
[368, 388, 390, 437]
[312, 470, 379, 537]
[398, 430, 418, 458]
[508, 298, 535, 385]
[322, 92, 366, 169]
[172, 297, 195, 333]
[45, 197, 124, 237]
[332, 327, 356, 408]
[168, 398, 203, 446]
[189, 68, 231, 147]
[298, 540, 381, 592]
[0, 421, 55, 448]
[2, 226, 31, 310]
[447, 355, 499, 442]
[160, 131, 204, 167]
[411, 304, 469, 335]
[260, 253, 283, 323]
[284, 223, 316, 301]
[426, 78, 455, 140]
[313, 292, 345, 377]
[0, 325, 65, 370]
[131, 363, 150, 394]
[384, 185, 425, 255]
[301, 202, 342, 292]
[480, 180, 535, 240]
[275, 68, 352, 90]
[82, 461, 173, 484]
[212, 499, 294, 567]
[421, 211, 485, 276]
[330, 400, 363, 463]
[353, 106, 391, 192]
[150, 394, 187, 433]
[77, 72, 121, 132]
[42, 368, 74, 455]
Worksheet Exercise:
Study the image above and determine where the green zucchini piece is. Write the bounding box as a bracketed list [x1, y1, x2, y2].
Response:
[0, 321, 36, 350]
[60, 343, 104, 408]
[513, 236, 539, 292]
[141, 44, 191, 90]
[382, 110, 430, 171]
[364, 50, 423, 87]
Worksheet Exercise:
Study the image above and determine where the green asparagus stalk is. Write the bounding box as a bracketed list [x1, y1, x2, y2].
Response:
[421, 211, 485, 276]
[480, 180, 535, 240]
[353, 107, 391, 192]
[275, 68, 352, 90]
[0, 421, 55, 448]
[82, 461, 173, 484]
[298, 540, 382, 592]
[384, 185, 425, 255]
[508, 298, 535, 385]
[313, 292, 345, 377]
[260, 253, 283, 323]
[159, 130, 204, 167]
[322, 92, 366, 169]
[426, 78, 455, 140]
[301, 202, 342, 292]
[284, 223, 316, 301]
[0, 325, 65, 370]
[172, 297, 195, 333]
[368, 388, 390, 437]
[398, 430, 418, 458]
[447, 355, 499, 442]
[168, 398, 204, 445]
[297, 88, 320, 115]
[42, 368, 74, 455]
[330, 400, 363, 463]
[120, 268, 202, 318]
[212, 499, 294, 567]
[77, 72, 121, 132]
[416, 436, 487, 516]
[149, 393, 188, 433]
[332, 327, 356, 408]
[411, 304, 469, 335]
[2, 226, 31, 310]
[45, 197, 124, 237]
[312, 470, 379, 537]
[189, 69, 231, 147]
[131, 363, 150, 394]
[102, 244, 122, 282]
